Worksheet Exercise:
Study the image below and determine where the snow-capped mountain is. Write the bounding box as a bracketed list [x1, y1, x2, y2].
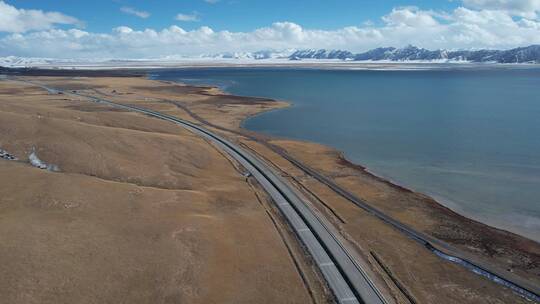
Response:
[0, 56, 58, 67]
[200, 49, 295, 60]
[0, 50, 296, 68]
[289, 49, 355, 60]
[2, 45, 540, 68]
[0, 56, 102, 67]
[289, 45, 540, 63]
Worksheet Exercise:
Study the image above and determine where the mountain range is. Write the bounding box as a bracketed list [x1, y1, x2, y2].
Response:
[289, 45, 540, 63]
[1, 45, 540, 67]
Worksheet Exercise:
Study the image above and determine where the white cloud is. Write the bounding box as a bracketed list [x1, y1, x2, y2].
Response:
[204, 0, 220, 3]
[0, 0, 80, 33]
[463, 0, 540, 18]
[382, 7, 440, 27]
[176, 12, 200, 22]
[1, 3, 540, 59]
[120, 6, 150, 19]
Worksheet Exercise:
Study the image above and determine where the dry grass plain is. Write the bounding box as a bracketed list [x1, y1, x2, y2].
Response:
[0, 78, 324, 304]
[1, 75, 539, 304]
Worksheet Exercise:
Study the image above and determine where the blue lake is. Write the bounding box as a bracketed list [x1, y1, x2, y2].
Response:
[152, 67, 540, 242]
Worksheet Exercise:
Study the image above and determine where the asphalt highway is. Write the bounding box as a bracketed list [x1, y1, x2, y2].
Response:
[9, 77, 540, 303]
[16, 80, 389, 304]
[94, 98, 388, 304]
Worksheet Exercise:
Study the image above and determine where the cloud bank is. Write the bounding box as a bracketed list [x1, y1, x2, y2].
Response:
[462, 0, 540, 17]
[0, 1, 80, 33]
[1, 2, 540, 59]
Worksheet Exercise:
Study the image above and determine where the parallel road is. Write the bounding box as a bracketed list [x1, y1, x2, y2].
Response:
[94, 98, 388, 304]
[158, 96, 540, 302]
[10, 78, 540, 302]
[16, 79, 388, 304]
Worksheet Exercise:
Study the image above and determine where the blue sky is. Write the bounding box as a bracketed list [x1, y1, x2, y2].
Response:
[1, 0, 540, 59]
[7, 0, 460, 32]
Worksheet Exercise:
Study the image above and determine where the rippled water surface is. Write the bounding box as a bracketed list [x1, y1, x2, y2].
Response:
[152, 67, 540, 242]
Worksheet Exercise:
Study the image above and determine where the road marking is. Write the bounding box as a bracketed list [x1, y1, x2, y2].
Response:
[319, 262, 334, 267]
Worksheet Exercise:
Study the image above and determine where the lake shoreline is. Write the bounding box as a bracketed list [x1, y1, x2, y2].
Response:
[200, 77, 539, 245]
[159, 67, 540, 247]
[244, 100, 540, 244]
[5, 71, 538, 301]
[152, 75, 540, 296]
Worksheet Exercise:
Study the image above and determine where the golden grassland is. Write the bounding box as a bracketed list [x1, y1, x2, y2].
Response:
[0, 76, 538, 304]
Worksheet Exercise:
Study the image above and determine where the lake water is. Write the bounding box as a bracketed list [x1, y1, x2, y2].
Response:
[152, 67, 540, 242]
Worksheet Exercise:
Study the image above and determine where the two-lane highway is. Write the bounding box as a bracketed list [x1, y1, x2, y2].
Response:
[15, 79, 388, 304]
[93, 96, 389, 304]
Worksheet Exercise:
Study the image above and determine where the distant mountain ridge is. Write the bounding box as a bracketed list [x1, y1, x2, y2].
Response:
[1, 45, 540, 67]
[289, 45, 540, 63]
[200, 49, 295, 60]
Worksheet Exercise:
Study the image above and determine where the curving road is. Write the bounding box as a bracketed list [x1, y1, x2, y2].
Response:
[10, 77, 540, 303]
[15, 79, 388, 304]
[93, 97, 388, 304]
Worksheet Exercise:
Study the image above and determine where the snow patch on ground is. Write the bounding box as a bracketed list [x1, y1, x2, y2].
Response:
[29, 148, 59, 171]
[0, 148, 17, 160]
